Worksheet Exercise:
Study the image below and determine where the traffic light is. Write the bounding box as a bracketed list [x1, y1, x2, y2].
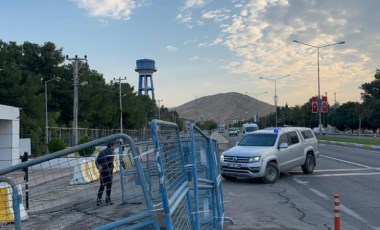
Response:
[311, 96, 318, 113]
[322, 96, 328, 113]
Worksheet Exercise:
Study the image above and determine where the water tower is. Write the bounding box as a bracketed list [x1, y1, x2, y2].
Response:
[135, 59, 157, 101]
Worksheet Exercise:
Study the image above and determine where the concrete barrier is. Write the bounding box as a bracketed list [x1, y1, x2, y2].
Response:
[70, 155, 122, 185]
[0, 183, 28, 224]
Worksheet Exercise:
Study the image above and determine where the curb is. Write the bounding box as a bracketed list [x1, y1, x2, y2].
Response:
[319, 140, 380, 151]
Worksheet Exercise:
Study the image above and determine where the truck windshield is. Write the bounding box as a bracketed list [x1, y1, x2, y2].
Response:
[238, 133, 277, 146]
[245, 127, 257, 132]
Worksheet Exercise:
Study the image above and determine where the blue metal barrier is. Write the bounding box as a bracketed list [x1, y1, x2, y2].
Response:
[0, 134, 160, 230]
[0, 124, 225, 229]
[189, 124, 225, 230]
[150, 120, 194, 230]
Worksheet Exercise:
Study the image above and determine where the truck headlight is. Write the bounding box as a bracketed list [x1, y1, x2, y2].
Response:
[220, 154, 225, 162]
[249, 156, 260, 162]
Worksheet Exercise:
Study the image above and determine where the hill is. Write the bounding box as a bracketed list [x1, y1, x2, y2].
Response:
[172, 92, 275, 124]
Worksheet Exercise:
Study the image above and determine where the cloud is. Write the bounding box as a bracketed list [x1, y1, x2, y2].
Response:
[183, 0, 207, 10]
[202, 9, 230, 22]
[198, 38, 223, 47]
[190, 56, 200, 61]
[176, 13, 193, 28]
[166, 45, 178, 52]
[210, 0, 380, 106]
[184, 39, 197, 45]
[73, 0, 137, 20]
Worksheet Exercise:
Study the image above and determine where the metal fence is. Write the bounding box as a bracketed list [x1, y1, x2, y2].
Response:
[150, 120, 224, 230]
[0, 134, 159, 230]
[0, 121, 224, 229]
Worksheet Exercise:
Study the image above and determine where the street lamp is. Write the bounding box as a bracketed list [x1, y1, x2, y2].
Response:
[157, 99, 163, 120]
[112, 77, 127, 133]
[44, 77, 61, 154]
[259, 75, 290, 127]
[293, 40, 345, 133]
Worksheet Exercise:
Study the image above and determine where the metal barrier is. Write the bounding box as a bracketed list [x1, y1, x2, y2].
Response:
[0, 134, 160, 229]
[188, 123, 224, 229]
[150, 120, 194, 230]
[0, 122, 224, 229]
[150, 120, 224, 230]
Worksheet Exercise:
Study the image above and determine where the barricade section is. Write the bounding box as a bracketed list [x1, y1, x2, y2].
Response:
[150, 120, 194, 230]
[188, 124, 224, 230]
[0, 125, 224, 229]
[0, 134, 160, 229]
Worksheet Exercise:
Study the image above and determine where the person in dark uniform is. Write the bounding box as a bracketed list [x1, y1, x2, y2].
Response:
[96, 142, 115, 206]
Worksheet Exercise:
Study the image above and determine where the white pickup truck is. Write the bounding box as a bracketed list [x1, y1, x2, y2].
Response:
[220, 127, 319, 183]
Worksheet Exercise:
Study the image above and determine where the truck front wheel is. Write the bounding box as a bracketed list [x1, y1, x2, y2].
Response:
[262, 162, 279, 184]
[301, 154, 315, 174]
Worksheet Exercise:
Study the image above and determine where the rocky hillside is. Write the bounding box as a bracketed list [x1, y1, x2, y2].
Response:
[172, 92, 275, 124]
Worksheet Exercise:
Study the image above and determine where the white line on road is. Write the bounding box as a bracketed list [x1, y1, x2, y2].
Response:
[295, 172, 380, 177]
[320, 155, 373, 168]
[292, 180, 372, 227]
[309, 188, 329, 200]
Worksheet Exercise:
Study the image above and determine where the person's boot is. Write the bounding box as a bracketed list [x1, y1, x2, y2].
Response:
[96, 198, 102, 206]
[106, 197, 114, 205]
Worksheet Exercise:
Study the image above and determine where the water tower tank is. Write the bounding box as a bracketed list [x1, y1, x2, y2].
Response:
[135, 59, 157, 100]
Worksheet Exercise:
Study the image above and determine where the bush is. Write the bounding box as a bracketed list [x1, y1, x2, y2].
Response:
[78, 136, 95, 157]
[48, 138, 66, 153]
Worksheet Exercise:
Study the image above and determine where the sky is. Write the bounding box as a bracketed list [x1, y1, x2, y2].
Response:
[1, 0, 379, 108]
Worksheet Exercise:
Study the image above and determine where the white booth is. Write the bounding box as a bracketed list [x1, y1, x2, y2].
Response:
[0, 104, 20, 169]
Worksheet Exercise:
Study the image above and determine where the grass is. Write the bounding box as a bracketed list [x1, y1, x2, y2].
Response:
[317, 135, 380, 146]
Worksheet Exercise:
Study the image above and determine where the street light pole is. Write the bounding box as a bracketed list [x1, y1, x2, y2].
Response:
[44, 77, 61, 154]
[157, 99, 163, 120]
[113, 77, 127, 133]
[260, 75, 290, 127]
[66, 55, 87, 146]
[293, 40, 345, 133]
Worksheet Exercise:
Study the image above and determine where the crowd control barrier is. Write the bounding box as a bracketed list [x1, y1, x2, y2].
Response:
[0, 121, 224, 229]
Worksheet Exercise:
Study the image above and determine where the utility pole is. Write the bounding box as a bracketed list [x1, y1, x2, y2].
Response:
[66, 55, 87, 146]
[113, 77, 128, 133]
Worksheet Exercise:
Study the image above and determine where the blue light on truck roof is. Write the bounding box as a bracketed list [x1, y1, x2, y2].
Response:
[273, 128, 279, 134]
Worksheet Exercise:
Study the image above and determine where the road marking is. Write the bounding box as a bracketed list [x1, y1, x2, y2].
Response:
[289, 168, 379, 174]
[295, 172, 380, 177]
[293, 180, 371, 227]
[314, 168, 380, 172]
[320, 155, 373, 168]
[292, 177, 309, 184]
[309, 188, 328, 200]
[340, 204, 369, 224]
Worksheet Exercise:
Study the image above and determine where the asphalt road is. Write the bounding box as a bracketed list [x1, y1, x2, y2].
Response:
[220, 133, 380, 230]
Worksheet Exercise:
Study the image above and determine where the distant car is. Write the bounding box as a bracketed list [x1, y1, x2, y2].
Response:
[242, 123, 258, 136]
[228, 128, 239, 136]
[312, 127, 326, 135]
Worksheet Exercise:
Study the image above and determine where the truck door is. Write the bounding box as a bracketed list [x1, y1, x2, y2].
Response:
[287, 131, 303, 166]
[277, 133, 292, 170]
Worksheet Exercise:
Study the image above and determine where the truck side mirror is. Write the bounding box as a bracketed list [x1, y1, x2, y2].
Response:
[278, 142, 288, 149]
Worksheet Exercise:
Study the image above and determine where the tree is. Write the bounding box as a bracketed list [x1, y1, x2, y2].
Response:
[335, 102, 359, 131]
[360, 69, 380, 132]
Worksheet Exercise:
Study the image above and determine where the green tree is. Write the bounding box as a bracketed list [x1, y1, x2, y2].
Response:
[335, 102, 359, 131]
[360, 69, 380, 132]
